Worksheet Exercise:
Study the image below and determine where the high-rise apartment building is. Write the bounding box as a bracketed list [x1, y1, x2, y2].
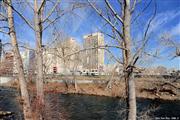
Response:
[83, 32, 104, 73]
[43, 37, 82, 74]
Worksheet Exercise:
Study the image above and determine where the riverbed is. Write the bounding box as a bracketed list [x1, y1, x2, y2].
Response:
[0, 87, 180, 120]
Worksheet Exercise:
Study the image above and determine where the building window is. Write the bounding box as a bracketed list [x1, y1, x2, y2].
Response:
[53, 67, 57, 73]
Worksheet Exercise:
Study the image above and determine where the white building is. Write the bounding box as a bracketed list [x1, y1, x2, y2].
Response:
[43, 37, 82, 75]
[82, 32, 105, 75]
[13, 49, 30, 74]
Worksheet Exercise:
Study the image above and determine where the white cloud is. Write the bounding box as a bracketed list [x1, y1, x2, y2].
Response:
[135, 9, 180, 43]
[149, 9, 180, 33]
[170, 22, 180, 37]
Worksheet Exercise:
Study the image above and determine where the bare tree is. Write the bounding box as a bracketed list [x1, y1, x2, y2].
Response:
[87, 0, 157, 119]
[2, 0, 83, 115]
[1, 0, 83, 119]
[0, 0, 32, 119]
[33, 0, 45, 108]
[44, 30, 83, 90]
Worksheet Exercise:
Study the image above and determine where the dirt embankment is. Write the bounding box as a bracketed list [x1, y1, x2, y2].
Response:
[8, 77, 180, 100]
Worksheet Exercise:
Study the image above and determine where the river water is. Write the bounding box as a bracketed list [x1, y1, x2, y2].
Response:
[0, 87, 22, 120]
[0, 87, 180, 120]
[46, 94, 180, 120]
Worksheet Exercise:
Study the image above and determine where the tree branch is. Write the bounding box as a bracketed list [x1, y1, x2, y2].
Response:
[25, 0, 34, 11]
[38, 0, 46, 14]
[0, 18, 8, 21]
[97, 27, 122, 46]
[3, 1, 35, 30]
[131, 0, 152, 24]
[43, 4, 83, 31]
[42, 0, 61, 23]
[131, 0, 136, 13]
[88, 0, 123, 39]
[0, 29, 9, 35]
[143, 51, 160, 58]
[104, 0, 123, 24]
[0, 26, 9, 29]
[46, 45, 124, 64]
[105, 48, 123, 64]
[130, 0, 157, 65]
[0, 12, 7, 18]
[70, 45, 126, 56]
[42, 13, 65, 31]
[19, 45, 35, 51]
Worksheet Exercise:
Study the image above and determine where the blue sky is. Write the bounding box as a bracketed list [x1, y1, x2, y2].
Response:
[0, 0, 179, 69]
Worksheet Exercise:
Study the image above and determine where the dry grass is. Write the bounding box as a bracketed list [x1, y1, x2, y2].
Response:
[41, 77, 180, 100]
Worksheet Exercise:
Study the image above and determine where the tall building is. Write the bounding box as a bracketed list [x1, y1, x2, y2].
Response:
[83, 32, 104, 73]
[43, 37, 82, 74]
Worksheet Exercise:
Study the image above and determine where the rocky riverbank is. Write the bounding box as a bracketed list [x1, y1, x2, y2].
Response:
[4, 77, 180, 101]
[30, 77, 180, 100]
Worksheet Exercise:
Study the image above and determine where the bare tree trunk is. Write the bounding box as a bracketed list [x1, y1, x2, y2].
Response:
[126, 68, 136, 120]
[34, 0, 44, 105]
[6, 0, 32, 119]
[123, 0, 136, 120]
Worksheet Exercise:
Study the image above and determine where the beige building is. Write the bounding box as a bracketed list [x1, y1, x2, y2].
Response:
[83, 32, 105, 74]
[13, 48, 30, 74]
[43, 38, 82, 74]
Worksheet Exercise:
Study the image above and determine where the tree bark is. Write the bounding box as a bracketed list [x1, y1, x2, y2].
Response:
[123, 0, 136, 120]
[6, 0, 32, 119]
[126, 68, 136, 120]
[34, 0, 44, 105]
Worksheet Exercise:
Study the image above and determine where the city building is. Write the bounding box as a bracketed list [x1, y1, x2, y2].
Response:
[13, 48, 30, 74]
[0, 52, 14, 75]
[82, 32, 105, 75]
[27, 32, 105, 75]
[43, 37, 82, 75]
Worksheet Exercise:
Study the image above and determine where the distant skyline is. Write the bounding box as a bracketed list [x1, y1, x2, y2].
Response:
[0, 0, 179, 69]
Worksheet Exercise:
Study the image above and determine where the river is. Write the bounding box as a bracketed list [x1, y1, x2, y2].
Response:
[0, 87, 22, 120]
[0, 87, 180, 120]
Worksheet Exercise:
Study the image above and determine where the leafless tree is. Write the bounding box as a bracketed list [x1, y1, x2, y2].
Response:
[1, 1, 85, 119]
[0, 0, 32, 119]
[87, 0, 157, 119]
[1, 0, 84, 119]
[44, 30, 82, 90]
[0, 0, 160, 119]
